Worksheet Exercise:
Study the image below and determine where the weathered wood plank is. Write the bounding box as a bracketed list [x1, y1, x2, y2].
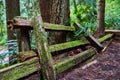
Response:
[0, 57, 39, 80]
[9, 18, 75, 31]
[32, 16, 56, 80]
[49, 40, 87, 52]
[105, 30, 120, 35]
[105, 30, 120, 33]
[98, 34, 113, 43]
[86, 34, 104, 51]
[49, 33, 113, 53]
[74, 22, 104, 51]
[53, 49, 96, 74]
[43, 23, 75, 31]
[17, 51, 37, 62]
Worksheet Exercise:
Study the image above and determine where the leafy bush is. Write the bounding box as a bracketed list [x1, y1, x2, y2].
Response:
[70, 0, 97, 35]
[0, 0, 7, 45]
[20, 0, 40, 19]
[105, 0, 120, 30]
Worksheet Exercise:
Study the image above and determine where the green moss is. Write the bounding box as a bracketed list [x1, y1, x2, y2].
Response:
[44, 23, 75, 31]
[98, 34, 113, 43]
[32, 16, 56, 80]
[49, 40, 87, 52]
[53, 49, 96, 74]
[0, 58, 39, 80]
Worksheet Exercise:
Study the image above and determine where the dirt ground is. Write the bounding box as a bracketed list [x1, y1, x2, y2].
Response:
[21, 36, 120, 80]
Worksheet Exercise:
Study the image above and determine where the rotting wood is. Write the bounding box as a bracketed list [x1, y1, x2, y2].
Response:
[0, 57, 39, 80]
[105, 30, 120, 33]
[98, 34, 113, 43]
[17, 51, 37, 62]
[53, 49, 96, 74]
[49, 40, 87, 52]
[50, 33, 113, 53]
[8, 18, 75, 31]
[7, 19, 31, 52]
[32, 16, 56, 80]
[43, 23, 75, 31]
[105, 30, 120, 35]
[86, 34, 104, 51]
[74, 22, 104, 51]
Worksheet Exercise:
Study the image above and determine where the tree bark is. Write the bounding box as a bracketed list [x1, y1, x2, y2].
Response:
[6, 0, 20, 40]
[97, 0, 105, 35]
[39, 0, 50, 22]
[50, 0, 70, 25]
[39, 0, 70, 44]
[19, 28, 31, 52]
[49, 0, 70, 44]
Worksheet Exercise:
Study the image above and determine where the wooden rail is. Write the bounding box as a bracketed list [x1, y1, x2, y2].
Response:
[8, 19, 75, 31]
[53, 49, 96, 74]
[0, 57, 39, 80]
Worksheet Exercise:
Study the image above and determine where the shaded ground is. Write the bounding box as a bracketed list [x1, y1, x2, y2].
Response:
[19, 36, 120, 80]
[58, 36, 120, 80]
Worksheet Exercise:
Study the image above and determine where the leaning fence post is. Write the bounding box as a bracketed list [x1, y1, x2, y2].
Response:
[32, 15, 56, 80]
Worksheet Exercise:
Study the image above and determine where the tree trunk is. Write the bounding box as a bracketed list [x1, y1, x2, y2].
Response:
[39, 0, 70, 44]
[49, 0, 70, 44]
[39, 0, 50, 22]
[6, 0, 20, 40]
[97, 0, 105, 35]
[50, 0, 70, 25]
[19, 28, 31, 52]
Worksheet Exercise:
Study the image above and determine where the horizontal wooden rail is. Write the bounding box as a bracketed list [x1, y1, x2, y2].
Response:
[105, 30, 120, 33]
[49, 34, 113, 53]
[8, 19, 75, 31]
[43, 23, 75, 31]
[0, 57, 39, 80]
[49, 40, 87, 52]
[53, 49, 96, 74]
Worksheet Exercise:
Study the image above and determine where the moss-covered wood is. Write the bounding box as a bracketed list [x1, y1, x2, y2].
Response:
[49, 33, 113, 53]
[98, 34, 113, 43]
[86, 34, 104, 51]
[17, 51, 37, 61]
[32, 16, 56, 80]
[49, 40, 87, 52]
[0, 57, 39, 80]
[53, 49, 96, 74]
[43, 23, 75, 31]
[10, 18, 75, 31]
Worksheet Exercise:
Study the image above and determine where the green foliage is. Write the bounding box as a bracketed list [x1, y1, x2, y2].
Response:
[70, 0, 97, 35]
[105, 0, 120, 30]
[0, 35, 7, 45]
[0, 63, 9, 69]
[0, 0, 7, 45]
[20, 0, 40, 19]
[20, 0, 40, 49]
